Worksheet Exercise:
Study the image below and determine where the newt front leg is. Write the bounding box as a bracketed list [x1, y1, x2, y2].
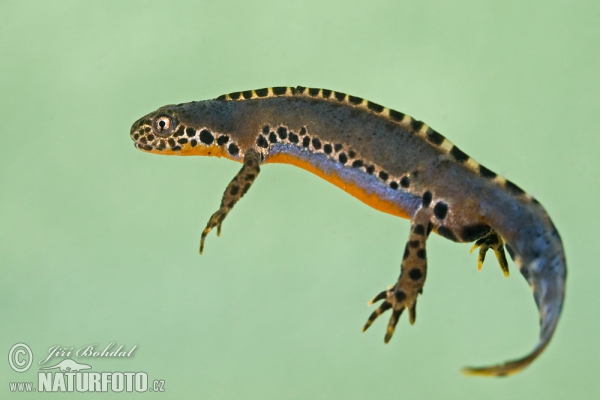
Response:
[199, 149, 261, 253]
[363, 203, 433, 342]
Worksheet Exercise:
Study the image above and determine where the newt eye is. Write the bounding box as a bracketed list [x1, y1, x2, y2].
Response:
[153, 115, 175, 136]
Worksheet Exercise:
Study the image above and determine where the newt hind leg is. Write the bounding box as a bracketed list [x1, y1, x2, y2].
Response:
[199, 149, 261, 253]
[362, 205, 433, 342]
[469, 229, 510, 277]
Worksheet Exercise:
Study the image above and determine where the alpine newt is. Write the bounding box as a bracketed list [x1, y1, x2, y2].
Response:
[130, 86, 566, 376]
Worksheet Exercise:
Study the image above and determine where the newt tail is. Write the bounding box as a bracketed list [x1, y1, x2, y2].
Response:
[130, 86, 566, 376]
[464, 233, 566, 376]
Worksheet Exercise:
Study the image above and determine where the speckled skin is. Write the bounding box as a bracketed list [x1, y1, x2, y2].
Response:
[130, 86, 566, 376]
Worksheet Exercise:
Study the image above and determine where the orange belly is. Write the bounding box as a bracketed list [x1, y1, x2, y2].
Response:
[265, 153, 410, 220]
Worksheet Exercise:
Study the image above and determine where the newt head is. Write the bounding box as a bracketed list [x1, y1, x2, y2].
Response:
[130, 103, 232, 158]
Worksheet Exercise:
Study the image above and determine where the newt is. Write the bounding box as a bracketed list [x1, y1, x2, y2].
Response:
[130, 86, 566, 376]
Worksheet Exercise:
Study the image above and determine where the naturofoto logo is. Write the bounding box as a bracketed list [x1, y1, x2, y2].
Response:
[7, 342, 166, 393]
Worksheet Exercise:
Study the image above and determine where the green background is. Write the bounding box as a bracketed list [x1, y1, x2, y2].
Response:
[1, 1, 598, 398]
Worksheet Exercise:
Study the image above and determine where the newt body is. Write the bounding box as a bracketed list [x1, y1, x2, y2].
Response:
[130, 86, 566, 376]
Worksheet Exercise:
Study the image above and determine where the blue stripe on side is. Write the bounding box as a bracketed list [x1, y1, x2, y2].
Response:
[267, 144, 422, 217]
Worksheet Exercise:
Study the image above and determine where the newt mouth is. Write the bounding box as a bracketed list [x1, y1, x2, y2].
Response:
[133, 142, 155, 152]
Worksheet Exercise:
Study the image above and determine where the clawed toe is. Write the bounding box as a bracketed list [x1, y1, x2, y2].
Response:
[367, 289, 388, 306]
[199, 209, 227, 254]
[362, 286, 417, 343]
[470, 230, 509, 277]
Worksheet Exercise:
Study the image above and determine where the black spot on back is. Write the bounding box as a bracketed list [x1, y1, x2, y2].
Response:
[426, 128, 444, 145]
[288, 132, 299, 143]
[348, 95, 362, 105]
[255, 88, 269, 97]
[479, 165, 497, 179]
[450, 146, 469, 163]
[389, 181, 399, 190]
[324, 143, 333, 154]
[308, 88, 320, 96]
[242, 90, 253, 99]
[389, 109, 405, 121]
[366, 165, 375, 174]
[229, 92, 241, 100]
[367, 101, 384, 113]
[334, 92, 346, 101]
[378, 171, 389, 181]
[352, 160, 363, 168]
[269, 132, 278, 143]
[302, 136, 310, 147]
[505, 180, 525, 196]
[334, 143, 343, 152]
[322, 89, 332, 98]
[262, 125, 270, 135]
[411, 119, 424, 132]
[400, 177, 410, 188]
[338, 153, 348, 164]
[272, 87, 287, 95]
